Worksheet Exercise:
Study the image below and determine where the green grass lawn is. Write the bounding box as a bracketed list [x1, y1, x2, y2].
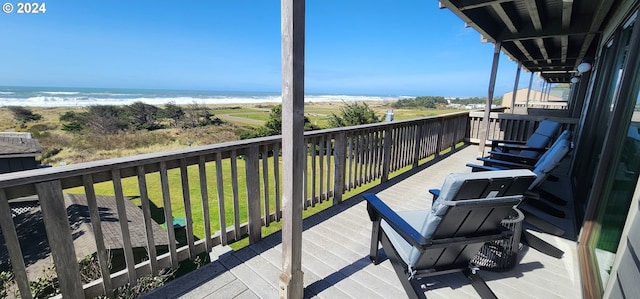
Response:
[64, 153, 350, 246]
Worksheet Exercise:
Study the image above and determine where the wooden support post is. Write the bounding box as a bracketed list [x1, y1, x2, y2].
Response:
[333, 132, 347, 204]
[525, 72, 534, 111]
[479, 41, 501, 157]
[511, 61, 522, 113]
[245, 145, 262, 244]
[36, 181, 84, 298]
[280, 0, 305, 297]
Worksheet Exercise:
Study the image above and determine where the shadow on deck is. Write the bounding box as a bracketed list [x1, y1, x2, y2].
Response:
[142, 145, 581, 299]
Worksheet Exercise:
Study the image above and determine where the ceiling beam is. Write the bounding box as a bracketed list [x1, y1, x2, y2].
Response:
[535, 38, 551, 63]
[561, 0, 574, 63]
[576, 0, 615, 66]
[525, 0, 543, 30]
[513, 40, 537, 64]
[492, 2, 518, 33]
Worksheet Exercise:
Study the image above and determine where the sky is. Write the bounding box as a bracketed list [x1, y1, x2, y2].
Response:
[0, 0, 537, 97]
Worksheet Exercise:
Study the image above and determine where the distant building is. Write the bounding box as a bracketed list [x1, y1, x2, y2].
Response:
[501, 88, 564, 108]
[0, 132, 42, 174]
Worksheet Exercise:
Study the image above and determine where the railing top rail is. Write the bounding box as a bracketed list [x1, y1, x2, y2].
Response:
[468, 111, 579, 124]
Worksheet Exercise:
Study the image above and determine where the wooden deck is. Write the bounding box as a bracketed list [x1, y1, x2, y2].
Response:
[142, 145, 582, 299]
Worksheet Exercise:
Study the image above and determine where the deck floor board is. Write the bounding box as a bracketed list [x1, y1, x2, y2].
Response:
[146, 145, 582, 298]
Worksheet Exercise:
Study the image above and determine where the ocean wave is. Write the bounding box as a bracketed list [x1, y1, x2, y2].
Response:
[0, 94, 401, 107]
[38, 91, 81, 95]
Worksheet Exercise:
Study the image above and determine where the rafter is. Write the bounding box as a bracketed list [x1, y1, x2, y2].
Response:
[525, 0, 543, 30]
[492, 2, 517, 33]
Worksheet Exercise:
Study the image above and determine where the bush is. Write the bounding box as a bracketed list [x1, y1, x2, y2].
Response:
[328, 102, 381, 127]
[392, 96, 447, 109]
[8, 106, 42, 123]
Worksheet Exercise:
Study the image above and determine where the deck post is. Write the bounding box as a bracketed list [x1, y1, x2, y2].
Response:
[479, 41, 501, 157]
[280, 0, 305, 297]
[510, 61, 521, 113]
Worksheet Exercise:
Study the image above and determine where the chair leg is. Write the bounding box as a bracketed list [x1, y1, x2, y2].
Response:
[522, 230, 564, 258]
[379, 232, 424, 299]
[525, 198, 566, 218]
[537, 189, 568, 206]
[520, 208, 566, 236]
[370, 220, 381, 264]
[464, 268, 498, 299]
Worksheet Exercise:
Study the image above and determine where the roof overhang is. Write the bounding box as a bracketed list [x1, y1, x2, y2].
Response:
[439, 0, 618, 83]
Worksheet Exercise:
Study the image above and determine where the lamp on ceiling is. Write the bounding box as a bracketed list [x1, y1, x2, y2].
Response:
[577, 62, 592, 74]
[571, 77, 580, 84]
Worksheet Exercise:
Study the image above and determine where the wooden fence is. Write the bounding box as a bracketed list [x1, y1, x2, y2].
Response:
[0, 111, 469, 298]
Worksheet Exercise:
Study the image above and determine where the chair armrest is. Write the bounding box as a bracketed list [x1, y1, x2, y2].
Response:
[490, 139, 526, 151]
[487, 151, 539, 164]
[477, 157, 535, 169]
[364, 193, 430, 248]
[465, 163, 504, 172]
[489, 139, 527, 146]
[428, 189, 440, 204]
[428, 230, 512, 249]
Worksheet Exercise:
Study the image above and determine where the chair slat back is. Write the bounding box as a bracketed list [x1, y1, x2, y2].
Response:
[415, 196, 521, 269]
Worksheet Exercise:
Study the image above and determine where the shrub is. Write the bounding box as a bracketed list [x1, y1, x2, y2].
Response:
[8, 106, 42, 123]
[328, 102, 381, 127]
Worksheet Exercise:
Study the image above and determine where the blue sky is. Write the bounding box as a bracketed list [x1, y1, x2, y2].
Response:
[0, 1, 534, 97]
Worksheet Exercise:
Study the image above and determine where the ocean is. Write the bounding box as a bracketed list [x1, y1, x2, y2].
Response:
[0, 86, 404, 107]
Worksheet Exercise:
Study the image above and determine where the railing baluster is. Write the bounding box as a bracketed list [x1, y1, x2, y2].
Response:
[0, 189, 32, 299]
[112, 169, 137, 284]
[35, 180, 84, 298]
[358, 131, 365, 185]
[159, 161, 178, 269]
[325, 135, 332, 199]
[261, 146, 271, 226]
[381, 126, 392, 183]
[310, 137, 317, 207]
[230, 150, 241, 240]
[179, 159, 196, 259]
[347, 133, 354, 190]
[413, 124, 423, 168]
[245, 146, 262, 244]
[319, 135, 325, 202]
[303, 138, 309, 208]
[197, 156, 213, 252]
[273, 143, 281, 221]
[364, 130, 372, 182]
[83, 174, 115, 294]
[333, 132, 346, 204]
[215, 152, 228, 245]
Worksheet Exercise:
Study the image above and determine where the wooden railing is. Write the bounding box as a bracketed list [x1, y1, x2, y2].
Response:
[0, 111, 469, 298]
[467, 111, 579, 144]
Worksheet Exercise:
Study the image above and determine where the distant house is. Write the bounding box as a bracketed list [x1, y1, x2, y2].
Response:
[0, 132, 42, 174]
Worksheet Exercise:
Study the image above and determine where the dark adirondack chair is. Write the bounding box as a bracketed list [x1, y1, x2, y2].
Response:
[488, 119, 561, 161]
[467, 136, 573, 258]
[484, 129, 572, 166]
[365, 169, 535, 298]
